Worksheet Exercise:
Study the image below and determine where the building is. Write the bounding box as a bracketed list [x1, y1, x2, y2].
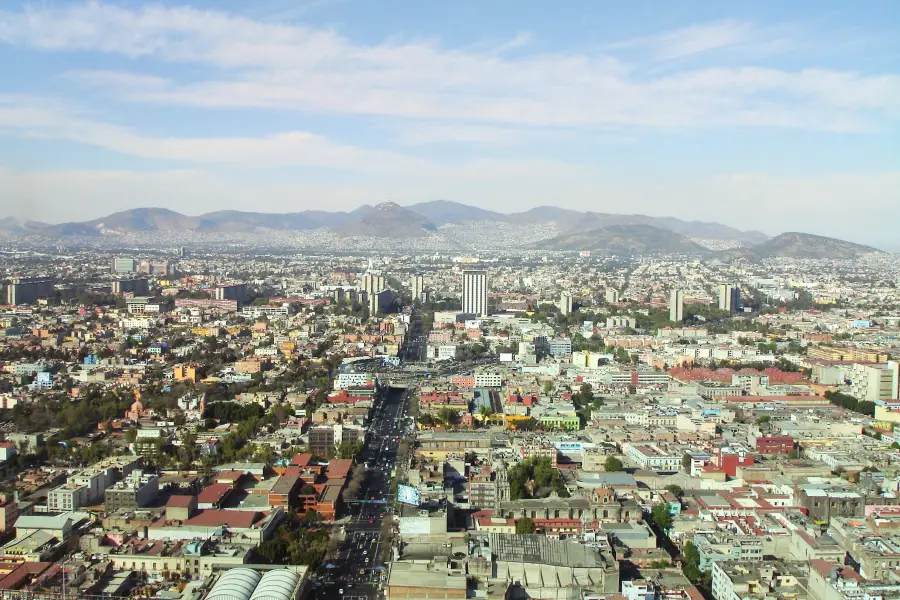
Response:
[474, 371, 502, 388]
[368, 288, 394, 316]
[111, 257, 137, 274]
[711, 561, 807, 600]
[309, 426, 336, 456]
[695, 532, 764, 571]
[718, 284, 741, 313]
[548, 338, 573, 357]
[47, 483, 90, 512]
[605, 289, 619, 304]
[360, 274, 385, 296]
[469, 466, 509, 510]
[669, 289, 684, 323]
[104, 470, 159, 513]
[410, 274, 425, 302]
[623, 443, 682, 472]
[111, 278, 150, 295]
[5, 277, 57, 305]
[462, 270, 489, 317]
[559, 291, 573, 315]
[847, 361, 899, 402]
[753, 435, 794, 456]
[213, 283, 248, 305]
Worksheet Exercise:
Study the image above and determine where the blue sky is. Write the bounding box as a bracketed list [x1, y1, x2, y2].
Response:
[0, 0, 897, 244]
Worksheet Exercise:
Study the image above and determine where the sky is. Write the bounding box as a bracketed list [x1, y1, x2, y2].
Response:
[0, 0, 898, 245]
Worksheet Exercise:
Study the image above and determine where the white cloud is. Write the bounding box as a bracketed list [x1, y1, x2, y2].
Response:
[1, 3, 896, 133]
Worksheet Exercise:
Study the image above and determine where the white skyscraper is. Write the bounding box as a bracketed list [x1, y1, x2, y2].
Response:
[669, 289, 684, 323]
[559, 291, 573, 315]
[410, 274, 425, 302]
[605, 289, 619, 304]
[462, 270, 489, 317]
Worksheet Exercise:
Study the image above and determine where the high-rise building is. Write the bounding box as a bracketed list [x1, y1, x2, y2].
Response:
[605, 289, 619, 304]
[410, 274, 425, 302]
[368, 289, 394, 316]
[718, 284, 741, 313]
[178, 246, 187, 258]
[669, 289, 684, 323]
[213, 284, 248, 305]
[5, 277, 57, 305]
[360, 274, 385, 296]
[112, 279, 150, 296]
[462, 270, 489, 317]
[111, 257, 137, 274]
[559, 291, 573, 315]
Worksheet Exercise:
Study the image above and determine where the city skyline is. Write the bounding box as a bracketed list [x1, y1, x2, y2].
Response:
[0, 1, 897, 245]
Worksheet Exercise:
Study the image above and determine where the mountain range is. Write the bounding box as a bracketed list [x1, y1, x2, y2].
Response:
[0, 200, 885, 258]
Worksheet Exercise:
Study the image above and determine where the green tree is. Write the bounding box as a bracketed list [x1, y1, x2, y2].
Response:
[516, 517, 536, 534]
[664, 484, 683, 497]
[604, 456, 624, 472]
[650, 503, 673, 532]
[124, 429, 138, 444]
[682, 541, 702, 582]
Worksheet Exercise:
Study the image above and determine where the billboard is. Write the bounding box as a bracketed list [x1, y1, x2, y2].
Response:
[397, 484, 420, 506]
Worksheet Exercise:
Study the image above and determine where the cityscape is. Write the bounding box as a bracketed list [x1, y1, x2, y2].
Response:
[0, 2, 899, 600]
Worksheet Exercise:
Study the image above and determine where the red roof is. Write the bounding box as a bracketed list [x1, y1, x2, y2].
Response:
[198, 483, 232, 505]
[291, 453, 313, 467]
[166, 495, 196, 508]
[668, 366, 810, 385]
[183, 509, 262, 529]
[326, 459, 353, 480]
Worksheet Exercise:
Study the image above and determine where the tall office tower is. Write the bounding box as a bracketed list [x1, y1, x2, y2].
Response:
[462, 270, 489, 317]
[718, 284, 741, 313]
[111, 257, 137, 274]
[410, 274, 425, 302]
[559, 291, 573, 315]
[368, 289, 394, 316]
[669, 289, 684, 323]
[179, 246, 187, 258]
[360, 274, 385, 296]
[605, 289, 619, 304]
[6, 276, 57, 305]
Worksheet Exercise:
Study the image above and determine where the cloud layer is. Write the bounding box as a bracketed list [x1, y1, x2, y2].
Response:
[0, 1, 897, 241]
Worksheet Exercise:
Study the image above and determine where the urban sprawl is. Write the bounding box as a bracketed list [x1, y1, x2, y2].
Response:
[1, 245, 900, 600]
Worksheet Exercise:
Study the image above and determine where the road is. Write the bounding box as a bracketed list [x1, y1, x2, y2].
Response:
[313, 387, 412, 600]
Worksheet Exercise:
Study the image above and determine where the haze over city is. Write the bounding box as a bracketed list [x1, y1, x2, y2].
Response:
[1, 1, 898, 245]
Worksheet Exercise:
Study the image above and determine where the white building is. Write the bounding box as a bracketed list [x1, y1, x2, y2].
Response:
[622, 443, 681, 472]
[669, 289, 683, 323]
[474, 371, 502, 388]
[559, 292, 573, 315]
[47, 483, 90, 512]
[847, 361, 899, 402]
[462, 270, 489, 317]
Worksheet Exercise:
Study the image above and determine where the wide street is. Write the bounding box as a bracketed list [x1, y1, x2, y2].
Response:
[313, 387, 412, 600]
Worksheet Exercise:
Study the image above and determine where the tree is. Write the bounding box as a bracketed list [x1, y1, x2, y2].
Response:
[604, 456, 624, 472]
[650, 502, 673, 532]
[681, 541, 702, 582]
[756, 415, 771, 425]
[516, 517, 536, 534]
[664, 484, 683, 498]
[124, 429, 138, 444]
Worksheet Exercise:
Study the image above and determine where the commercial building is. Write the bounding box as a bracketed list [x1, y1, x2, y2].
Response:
[47, 483, 90, 512]
[605, 289, 619, 303]
[468, 466, 509, 510]
[548, 338, 573, 357]
[669, 289, 684, 323]
[111, 278, 150, 295]
[111, 257, 137, 274]
[462, 270, 489, 317]
[718, 284, 741, 313]
[5, 276, 57, 305]
[308, 426, 336, 456]
[623, 443, 682, 472]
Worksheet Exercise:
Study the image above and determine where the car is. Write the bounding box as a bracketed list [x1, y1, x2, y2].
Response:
[363, 550, 368, 555]
[369, 519, 374, 523]
[339, 589, 344, 595]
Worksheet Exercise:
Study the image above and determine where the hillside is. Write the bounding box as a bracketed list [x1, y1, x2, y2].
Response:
[535, 224, 710, 255]
[751, 232, 884, 260]
[338, 202, 437, 238]
[406, 200, 504, 226]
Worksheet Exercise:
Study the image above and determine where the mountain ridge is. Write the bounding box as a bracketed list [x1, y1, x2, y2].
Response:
[1, 202, 877, 255]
